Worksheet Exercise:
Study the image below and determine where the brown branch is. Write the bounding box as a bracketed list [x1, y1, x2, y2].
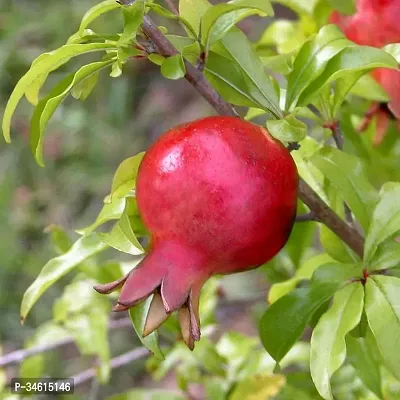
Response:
[71, 347, 149, 387]
[140, 16, 365, 258]
[163, 0, 179, 14]
[0, 318, 132, 368]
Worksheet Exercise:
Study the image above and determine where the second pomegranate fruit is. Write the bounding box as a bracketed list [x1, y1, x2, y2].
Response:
[95, 116, 298, 349]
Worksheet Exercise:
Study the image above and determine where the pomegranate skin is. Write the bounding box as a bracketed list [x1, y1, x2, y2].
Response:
[137, 116, 298, 272]
[95, 116, 298, 349]
[330, 0, 400, 144]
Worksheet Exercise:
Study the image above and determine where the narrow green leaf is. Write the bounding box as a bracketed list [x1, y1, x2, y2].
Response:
[117, 1, 145, 47]
[20, 234, 108, 321]
[346, 329, 383, 399]
[266, 114, 307, 142]
[161, 54, 186, 80]
[310, 283, 364, 400]
[297, 46, 398, 111]
[129, 298, 164, 360]
[285, 25, 351, 111]
[268, 254, 334, 304]
[30, 60, 113, 166]
[349, 73, 390, 102]
[2, 43, 116, 143]
[311, 146, 378, 233]
[79, 0, 121, 36]
[76, 197, 125, 236]
[214, 30, 282, 117]
[179, 0, 211, 35]
[147, 4, 197, 39]
[364, 184, 400, 264]
[201, 0, 273, 50]
[205, 52, 263, 108]
[369, 240, 400, 271]
[365, 276, 400, 381]
[71, 70, 100, 100]
[109, 152, 145, 201]
[259, 263, 357, 362]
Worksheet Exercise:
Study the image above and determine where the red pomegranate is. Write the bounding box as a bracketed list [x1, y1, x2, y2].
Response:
[94, 116, 298, 349]
[330, 0, 400, 144]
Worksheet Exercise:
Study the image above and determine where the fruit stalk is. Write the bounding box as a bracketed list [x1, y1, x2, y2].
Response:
[140, 15, 365, 258]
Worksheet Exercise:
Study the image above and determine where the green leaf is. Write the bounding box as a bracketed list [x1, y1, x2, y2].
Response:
[30, 60, 113, 166]
[268, 253, 334, 304]
[369, 240, 400, 271]
[285, 25, 352, 112]
[365, 276, 400, 381]
[310, 283, 364, 400]
[193, 339, 227, 376]
[229, 374, 286, 400]
[109, 152, 145, 201]
[311, 146, 378, 233]
[266, 114, 307, 142]
[211, 30, 282, 117]
[364, 184, 400, 264]
[100, 198, 144, 255]
[384, 43, 400, 63]
[272, 0, 320, 15]
[147, 4, 197, 39]
[148, 53, 166, 66]
[161, 54, 186, 80]
[297, 46, 398, 113]
[201, 0, 274, 50]
[76, 197, 125, 236]
[129, 297, 164, 360]
[2, 43, 116, 143]
[259, 263, 358, 362]
[179, 0, 211, 35]
[205, 51, 264, 108]
[20, 234, 108, 322]
[71, 70, 100, 100]
[346, 328, 383, 399]
[79, 0, 121, 35]
[117, 1, 145, 47]
[349, 73, 390, 102]
[107, 390, 185, 400]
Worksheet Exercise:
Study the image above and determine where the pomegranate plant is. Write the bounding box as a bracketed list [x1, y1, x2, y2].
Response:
[2, 0, 400, 399]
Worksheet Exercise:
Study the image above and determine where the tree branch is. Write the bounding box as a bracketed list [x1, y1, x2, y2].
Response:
[71, 347, 149, 387]
[0, 318, 132, 368]
[140, 16, 365, 258]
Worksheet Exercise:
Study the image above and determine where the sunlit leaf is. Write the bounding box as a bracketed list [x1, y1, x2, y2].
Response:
[161, 54, 186, 80]
[365, 276, 400, 381]
[2, 43, 116, 143]
[20, 234, 108, 321]
[266, 114, 307, 142]
[129, 297, 164, 360]
[117, 0, 145, 47]
[285, 25, 351, 112]
[179, 0, 211, 35]
[79, 0, 121, 36]
[364, 184, 400, 264]
[76, 197, 125, 236]
[30, 60, 113, 166]
[346, 328, 383, 399]
[311, 146, 378, 233]
[201, 0, 273, 50]
[310, 283, 364, 400]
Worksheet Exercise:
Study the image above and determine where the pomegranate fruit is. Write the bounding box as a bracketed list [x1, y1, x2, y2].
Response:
[330, 0, 400, 145]
[94, 116, 298, 349]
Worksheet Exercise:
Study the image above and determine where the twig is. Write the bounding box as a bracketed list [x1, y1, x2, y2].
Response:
[140, 16, 365, 258]
[0, 318, 132, 368]
[296, 212, 318, 223]
[71, 347, 149, 387]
